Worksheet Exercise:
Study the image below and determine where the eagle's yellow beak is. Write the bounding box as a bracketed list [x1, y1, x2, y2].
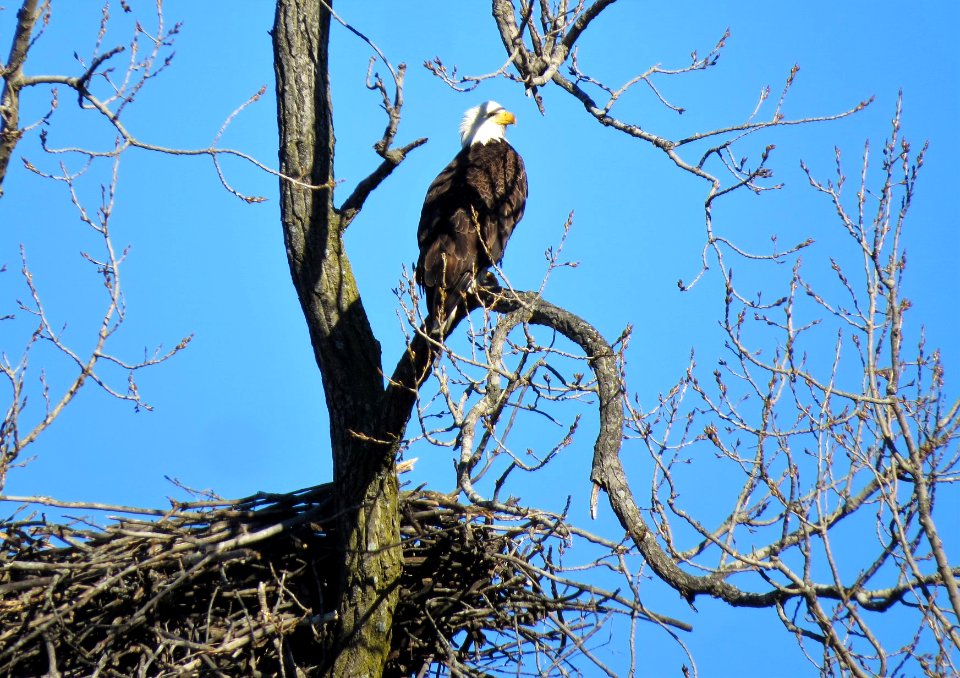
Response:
[494, 110, 517, 126]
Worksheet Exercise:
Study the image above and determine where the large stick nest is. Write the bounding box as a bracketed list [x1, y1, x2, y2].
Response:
[1, 485, 620, 676]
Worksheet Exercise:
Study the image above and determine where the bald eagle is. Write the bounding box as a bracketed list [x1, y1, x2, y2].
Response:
[416, 101, 528, 334]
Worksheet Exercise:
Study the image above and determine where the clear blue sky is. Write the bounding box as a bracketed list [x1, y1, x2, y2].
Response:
[2, 2, 957, 675]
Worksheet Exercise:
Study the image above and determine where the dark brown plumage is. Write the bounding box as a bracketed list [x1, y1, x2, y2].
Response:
[416, 102, 527, 334]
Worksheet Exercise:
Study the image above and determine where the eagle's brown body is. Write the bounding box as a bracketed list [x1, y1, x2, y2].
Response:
[416, 137, 527, 332]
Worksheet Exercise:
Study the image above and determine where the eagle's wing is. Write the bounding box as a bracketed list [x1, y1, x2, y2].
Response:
[469, 141, 527, 268]
[416, 148, 480, 326]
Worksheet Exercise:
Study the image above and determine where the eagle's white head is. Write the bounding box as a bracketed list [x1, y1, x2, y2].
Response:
[459, 100, 516, 147]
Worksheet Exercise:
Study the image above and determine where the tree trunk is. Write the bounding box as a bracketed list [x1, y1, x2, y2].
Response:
[0, 0, 42, 198]
[273, 1, 401, 675]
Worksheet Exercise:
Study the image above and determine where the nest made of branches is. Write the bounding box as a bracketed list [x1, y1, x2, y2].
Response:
[1, 484, 619, 677]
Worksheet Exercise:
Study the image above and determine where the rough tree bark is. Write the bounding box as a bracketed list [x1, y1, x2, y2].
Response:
[273, 1, 401, 674]
[0, 0, 41, 198]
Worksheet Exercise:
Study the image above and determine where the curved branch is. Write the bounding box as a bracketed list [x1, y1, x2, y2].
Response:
[406, 287, 945, 615]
